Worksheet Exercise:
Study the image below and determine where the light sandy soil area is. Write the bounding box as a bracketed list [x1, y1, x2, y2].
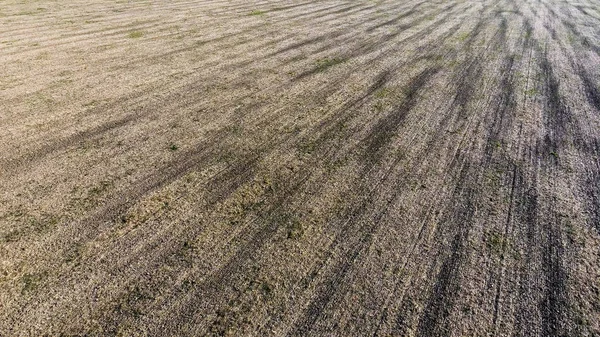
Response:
[1, 0, 599, 335]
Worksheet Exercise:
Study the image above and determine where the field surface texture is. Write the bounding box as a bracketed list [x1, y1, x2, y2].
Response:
[1, 0, 600, 335]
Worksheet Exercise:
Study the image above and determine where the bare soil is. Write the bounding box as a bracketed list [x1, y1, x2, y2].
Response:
[1, 0, 599, 335]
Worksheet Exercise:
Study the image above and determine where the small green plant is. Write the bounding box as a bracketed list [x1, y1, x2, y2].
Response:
[183, 241, 194, 249]
[21, 272, 47, 294]
[550, 151, 558, 158]
[35, 51, 50, 60]
[260, 282, 273, 296]
[373, 100, 385, 112]
[64, 243, 84, 263]
[487, 232, 505, 255]
[375, 88, 391, 98]
[169, 144, 179, 151]
[248, 10, 265, 16]
[128, 31, 144, 39]
[226, 124, 242, 135]
[88, 180, 111, 197]
[287, 220, 304, 239]
[298, 141, 316, 155]
[524, 87, 538, 96]
[456, 32, 470, 41]
[315, 57, 345, 72]
[83, 100, 99, 108]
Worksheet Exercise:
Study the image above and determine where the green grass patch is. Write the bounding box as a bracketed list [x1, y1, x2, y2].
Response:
[456, 32, 470, 41]
[487, 232, 505, 255]
[315, 57, 345, 72]
[524, 87, 538, 96]
[375, 88, 391, 98]
[248, 10, 265, 16]
[287, 219, 304, 240]
[21, 272, 47, 294]
[298, 140, 316, 154]
[128, 31, 144, 39]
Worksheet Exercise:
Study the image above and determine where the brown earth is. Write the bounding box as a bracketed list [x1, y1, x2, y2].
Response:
[1, 0, 599, 335]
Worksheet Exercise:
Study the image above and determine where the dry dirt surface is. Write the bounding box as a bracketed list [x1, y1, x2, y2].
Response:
[1, 0, 600, 335]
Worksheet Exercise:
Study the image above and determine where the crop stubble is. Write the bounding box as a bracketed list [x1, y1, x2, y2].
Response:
[0, 0, 599, 335]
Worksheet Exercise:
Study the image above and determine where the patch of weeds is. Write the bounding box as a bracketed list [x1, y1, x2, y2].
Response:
[325, 156, 349, 174]
[176, 240, 197, 265]
[218, 151, 236, 165]
[456, 32, 470, 41]
[550, 151, 558, 158]
[83, 100, 98, 108]
[2, 230, 21, 243]
[375, 88, 391, 98]
[287, 219, 304, 240]
[121, 191, 174, 227]
[512, 250, 521, 260]
[181, 278, 197, 290]
[64, 243, 84, 264]
[21, 272, 47, 294]
[248, 10, 265, 16]
[447, 59, 460, 69]
[88, 180, 112, 197]
[461, 305, 474, 314]
[2, 212, 58, 242]
[260, 282, 273, 297]
[574, 314, 590, 329]
[487, 232, 505, 255]
[35, 51, 50, 60]
[524, 87, 538, 96]
[315, 57, 345, 72]
[222, 176, 274, 225]
[115, 286, 154, 318]
[169, 143, 179, 151]
[298, 140, 316, 155]
[226, 124, 243, 135]
[373, 100, 385, 112]
[392, 266, 406, 277]
[563, 218, 577, 243]
[128, 31, 144, 39]
[182, 240, 195, 253]
[282, 124, 301, 134]
[431, 54, 445, 63]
